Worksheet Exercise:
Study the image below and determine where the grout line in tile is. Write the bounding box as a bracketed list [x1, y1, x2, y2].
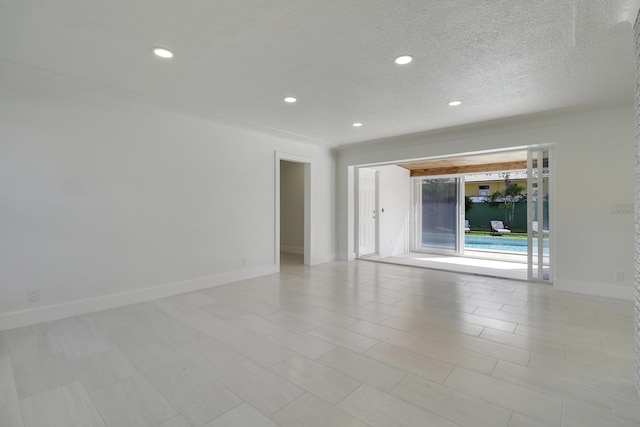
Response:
[608, 389, 615, 418]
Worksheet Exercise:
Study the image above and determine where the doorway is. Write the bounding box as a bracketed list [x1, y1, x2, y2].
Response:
[280, 161, 304, 265]
[354, 147, 553, 282]
[275, 153, 311, 271]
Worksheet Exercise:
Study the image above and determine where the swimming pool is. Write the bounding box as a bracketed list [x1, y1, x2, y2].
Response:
[465, 235, 548, 254]
[421, 234, 549, 254]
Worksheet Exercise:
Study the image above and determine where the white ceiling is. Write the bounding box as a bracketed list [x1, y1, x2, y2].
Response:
[0, 0, 638, 147]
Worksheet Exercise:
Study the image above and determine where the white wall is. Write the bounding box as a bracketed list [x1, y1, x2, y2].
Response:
[280, 161, 304, 254]
[338, 105, 635, 299]
[632, 11, 640, 396]
[0, 67, 336, 330]
[373, 165, 411, 258]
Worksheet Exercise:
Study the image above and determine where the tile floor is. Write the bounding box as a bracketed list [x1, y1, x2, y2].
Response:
[1, 253, 639, 426]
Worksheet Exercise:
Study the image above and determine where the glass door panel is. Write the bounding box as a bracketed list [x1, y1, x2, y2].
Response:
[420, 178, 460, 252]
[527, 149, 551, 281]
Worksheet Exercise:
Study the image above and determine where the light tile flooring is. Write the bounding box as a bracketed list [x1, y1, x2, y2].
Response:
[1, 253, 639, 426]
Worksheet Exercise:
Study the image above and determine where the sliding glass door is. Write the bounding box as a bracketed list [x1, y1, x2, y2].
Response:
[527, 148, 551, 281]
[415, 177, 463, 253]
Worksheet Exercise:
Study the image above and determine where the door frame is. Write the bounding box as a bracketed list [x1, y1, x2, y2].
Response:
[347, 145, 555, 283]
[526, 147, 554, 282]
[275, 152, 311, 271]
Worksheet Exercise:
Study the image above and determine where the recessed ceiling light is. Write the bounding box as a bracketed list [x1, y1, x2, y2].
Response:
[448, 100, 462, 106]
[394, 54, 413, 65]
[352, 122, 363, 127]
[153, 47, 174, 59]
[284, 97, 297, 103]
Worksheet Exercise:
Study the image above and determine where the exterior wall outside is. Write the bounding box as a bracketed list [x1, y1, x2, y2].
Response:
[464, 179, 527, 197]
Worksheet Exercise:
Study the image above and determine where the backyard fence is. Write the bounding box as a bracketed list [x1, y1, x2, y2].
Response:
[465, 201, 548, 232]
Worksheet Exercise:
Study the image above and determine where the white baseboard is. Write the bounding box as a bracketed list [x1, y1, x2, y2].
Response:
[310, 253, 337, 265]
[280, 245, 304, 255]
[0, 264, 278, 331]
[554, 278, 634, 300]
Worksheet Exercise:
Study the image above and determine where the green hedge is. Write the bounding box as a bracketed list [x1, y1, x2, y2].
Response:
[465, 202, 547, 232]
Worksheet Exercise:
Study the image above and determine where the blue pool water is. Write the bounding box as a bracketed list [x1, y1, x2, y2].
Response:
[465, 235, 548, 254]
[421, 234, 549, 254]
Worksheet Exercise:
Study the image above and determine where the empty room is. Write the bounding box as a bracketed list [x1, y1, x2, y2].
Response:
[2, 1, 640, 426]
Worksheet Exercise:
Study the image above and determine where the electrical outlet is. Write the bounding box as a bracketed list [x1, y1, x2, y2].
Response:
[614, 270, 624, 281]
[27, 289, 40, 303]
[610, 204, 633, 214]
[242, 257, 247, 266]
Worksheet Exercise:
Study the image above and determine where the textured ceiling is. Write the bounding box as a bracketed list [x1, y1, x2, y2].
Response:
[0, 0, 637, 147]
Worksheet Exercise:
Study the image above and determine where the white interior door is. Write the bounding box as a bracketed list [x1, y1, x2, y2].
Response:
[358, 169, 377, 256]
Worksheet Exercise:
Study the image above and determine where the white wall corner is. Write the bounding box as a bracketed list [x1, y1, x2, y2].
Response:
[338, 251, 356, 261]
[0, 264, 277, 331]
[553, 278, 634, 300]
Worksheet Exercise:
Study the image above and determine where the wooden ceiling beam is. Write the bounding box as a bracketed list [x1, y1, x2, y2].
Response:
[408, 160, 528, 177]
